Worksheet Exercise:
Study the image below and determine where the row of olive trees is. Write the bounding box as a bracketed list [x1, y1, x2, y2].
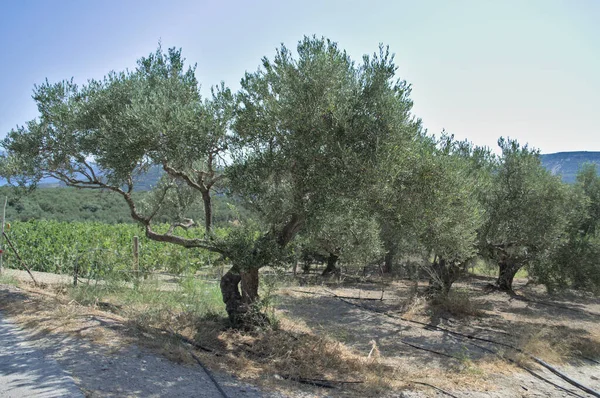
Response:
[2, 37, 598, 324]
[305, 132, 600, 296]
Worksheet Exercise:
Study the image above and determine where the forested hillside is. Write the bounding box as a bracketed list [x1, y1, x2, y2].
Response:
[0, 187, 247, 225]
[0, 164, 164, 191]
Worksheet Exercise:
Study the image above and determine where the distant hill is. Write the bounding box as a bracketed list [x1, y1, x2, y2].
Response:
[0, 165, 164, 191]
[0, 186, 251, 225]
[3, 152, 598, 187]
[540, 152, 600, 183]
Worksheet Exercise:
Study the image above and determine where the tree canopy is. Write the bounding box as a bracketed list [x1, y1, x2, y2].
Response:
[3, 36, 600, 324]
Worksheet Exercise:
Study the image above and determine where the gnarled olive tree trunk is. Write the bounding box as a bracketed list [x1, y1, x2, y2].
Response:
[220, 214, 304, 326]
[496, 259, 520, 292]
[427, 257, 462, 296]
[220, 267, 261, 326]
[382, 248, 395, 274]
[321, 252, 339, 276]
[380, 234, 397, 274]
[220, 269, 243, 325]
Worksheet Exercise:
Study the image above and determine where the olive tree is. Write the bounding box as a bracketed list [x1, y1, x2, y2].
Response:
[532, 164, 600, 293]
[300, 200, 383, 276]
[225, 37, 420, 320]
[1, 47, 232, 238]
[478, 138, 569, 291]
[2, 37, 422, 325]
[1, 47, 243, 319]
[375, 134, 483, 294]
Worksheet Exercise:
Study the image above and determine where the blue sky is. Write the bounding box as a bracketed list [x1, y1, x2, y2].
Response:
[1, 0, 598, 153]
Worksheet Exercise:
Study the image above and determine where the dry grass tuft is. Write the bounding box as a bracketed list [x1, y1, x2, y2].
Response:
[430, 290, 483, 318]
[401, 294, 427, 319]
[518, 328, 569, 364]
[192, 314, 398, 396]
[514, 323, 600, 364]
[0, 283, 128, 346]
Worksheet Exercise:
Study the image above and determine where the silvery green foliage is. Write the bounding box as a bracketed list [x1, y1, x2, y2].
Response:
[374, 133, 484, 269]
[1, 46, 232, 242]
[3, 47, 230, 186]
[1, 37, 436, 277]
[532, 164, 600, 293]
[300, 199, 384, 269]
[229, 37, 419, 234]
[478, 138, 570, 275]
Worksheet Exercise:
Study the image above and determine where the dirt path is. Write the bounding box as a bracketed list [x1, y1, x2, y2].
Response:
[0, 313, 84, 398]
[0, 284, 274, 398]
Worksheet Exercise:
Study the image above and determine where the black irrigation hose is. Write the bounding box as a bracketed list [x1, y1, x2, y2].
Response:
[398, 339, 459, 360]
[412, 381, 460, 398]
[156, 328, 228, 398]
[439, 315, 599, 366]
[169, 330, 222, 356]
[277, 374, 365, 389]
[512, 295, 600, 319]
[532, 356, 599, 398]
[278, 374, 336, 389]
[581, 356, 600, 365]
[189, 351, 230, 398]
[392, 321, 584, 398]
[321, 289, 600, 398]
[462, 338, 585, 398]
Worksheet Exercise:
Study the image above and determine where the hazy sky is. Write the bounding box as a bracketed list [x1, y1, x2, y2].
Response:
[1, 0, 598, 153]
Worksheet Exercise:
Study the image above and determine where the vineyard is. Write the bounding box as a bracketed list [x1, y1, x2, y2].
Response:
[1, 220, 225, 279]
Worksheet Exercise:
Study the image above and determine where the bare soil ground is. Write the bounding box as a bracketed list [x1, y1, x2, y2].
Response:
[277, 274, 600, 397]
[1, 268, 599, 397]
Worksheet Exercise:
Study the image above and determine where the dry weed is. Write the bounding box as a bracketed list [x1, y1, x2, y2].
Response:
[401, 294, 427, 319]
[516, 324, 600, 364]
[430, 290, 483, 318]
[191, 314, 398, 396]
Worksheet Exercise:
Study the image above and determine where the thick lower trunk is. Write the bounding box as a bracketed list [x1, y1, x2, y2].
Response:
[241, 268, 259, 304]
[497, 260, 519, 292]
[322, 253, 339, 276]
[219, 268, 260, 326]
[220, 270, 243, 325]
[382, 249, 395, 274]
[302, 261, 311, 274]
[428, 258, 461, 296]
[201, 190, 212, 235]
[220, 214, 304, 327]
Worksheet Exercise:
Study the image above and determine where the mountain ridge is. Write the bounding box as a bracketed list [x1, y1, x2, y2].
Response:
[540, 151, 600, 183]
[0, 152, 598, 187]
